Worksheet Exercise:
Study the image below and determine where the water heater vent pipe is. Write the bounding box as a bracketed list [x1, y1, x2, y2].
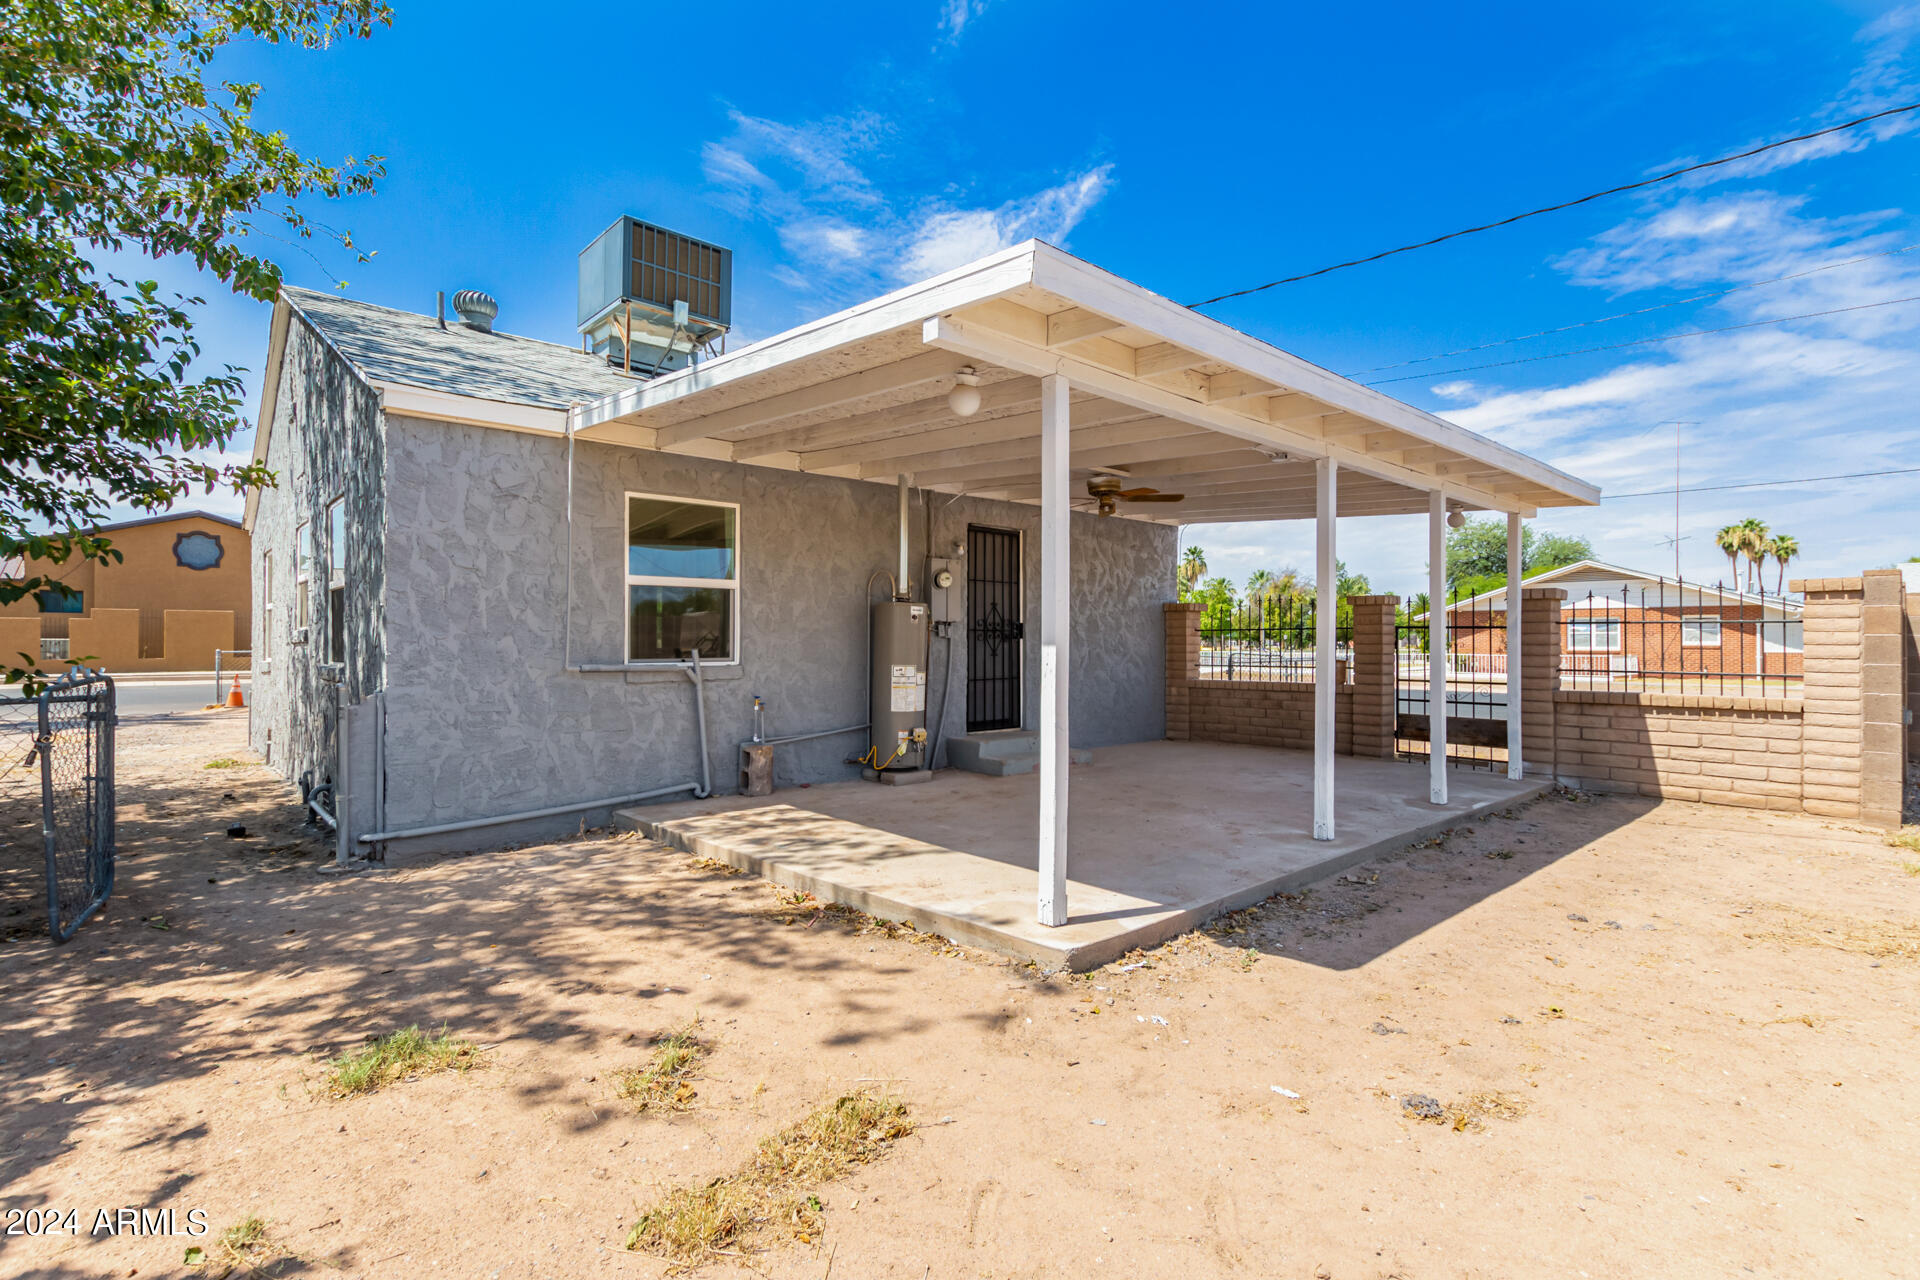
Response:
[897, 474, 911, 597]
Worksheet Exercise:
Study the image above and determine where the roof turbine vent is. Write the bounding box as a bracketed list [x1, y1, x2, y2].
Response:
[451, 289, 498, 333]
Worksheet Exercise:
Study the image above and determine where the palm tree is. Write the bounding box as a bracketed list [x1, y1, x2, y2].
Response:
[1178, 545, 1207, 599]
[1245, 569, 1274, 642]
[1769, 533, 1798, 594]
[1714, 524, 1741, 586]
[1736, 518, 1770, 591]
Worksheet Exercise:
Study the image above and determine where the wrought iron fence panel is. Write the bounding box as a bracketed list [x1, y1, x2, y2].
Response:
[1396, 594, 1507, 772]
[1559, 578, 1800, 698]
[1196, 596, 1351, 683]
[2, 670, 116, 943]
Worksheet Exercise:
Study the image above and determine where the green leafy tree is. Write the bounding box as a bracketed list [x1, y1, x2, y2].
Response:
[1194, 577, 1238, 632]
[2, 0, 389, 686]
[1442, 517, 1591, 593]
[1177, 545, 1208, 601]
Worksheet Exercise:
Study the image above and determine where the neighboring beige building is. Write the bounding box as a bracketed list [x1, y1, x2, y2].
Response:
[1, 510, 251, 673]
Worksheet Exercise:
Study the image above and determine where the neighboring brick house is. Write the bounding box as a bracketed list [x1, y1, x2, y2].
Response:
[1432, 559, 1804, 683]
[0, 510, 251, 673]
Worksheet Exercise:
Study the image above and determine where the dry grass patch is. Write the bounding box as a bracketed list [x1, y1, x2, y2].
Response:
[324, 1025, 481, 1098]
[1885, 829, 1920, 854]
[1399, 1090, 1529, 1133]
[1740, 903, 1920, 962]
[613, 1020, 707, 1112]
[202, 757, 244, 769]
[626, 1090, 913, 1265]
[185, 1215, 292, 1275]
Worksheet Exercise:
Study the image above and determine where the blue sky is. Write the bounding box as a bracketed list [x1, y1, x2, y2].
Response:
[150, 0, 1920, 597]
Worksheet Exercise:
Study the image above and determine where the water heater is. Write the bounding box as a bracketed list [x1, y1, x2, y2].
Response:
[870, 600, 930, 770]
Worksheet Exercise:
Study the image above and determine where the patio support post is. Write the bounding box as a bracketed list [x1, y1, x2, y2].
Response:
[1313, 457, 1337, 840]
[1428, 490, 1448, 804]
[1037, 373, 1070, 926]
[1506, 511, 1523, 780]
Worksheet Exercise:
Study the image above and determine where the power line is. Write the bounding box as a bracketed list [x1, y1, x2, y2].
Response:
[1344, 242, 1920, 375]
[1359, 293, 1920, 384]
[1602, 465, 1920, 501]
[1186, 100, 1920, 308]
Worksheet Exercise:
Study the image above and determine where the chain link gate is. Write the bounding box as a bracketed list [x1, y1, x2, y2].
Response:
[2, 669, 116, 943]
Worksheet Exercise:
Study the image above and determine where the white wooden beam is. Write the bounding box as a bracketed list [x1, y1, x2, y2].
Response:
[654, 349, 966, 449]
[1507, 511, 1524, 781]
[924, 312, 1534, 516]
[1314, 458, 1337, 841]
[730, 377, 1041, 460]
[1429, 490, 1449, 805]
[1046, 307, 1124, 346]
[1038, 373, 1071, 928]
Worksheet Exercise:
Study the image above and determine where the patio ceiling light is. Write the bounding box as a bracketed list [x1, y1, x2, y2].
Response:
[947, 367, 982, 417]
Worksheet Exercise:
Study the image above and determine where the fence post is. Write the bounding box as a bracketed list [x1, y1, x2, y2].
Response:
[1163, 602, 1202, 741]
[1795, 576, 1869, 821]
[1347, 595, 1398, 758]
[1860, 569, 1905, 829]
[1520, 588, 1564, 779]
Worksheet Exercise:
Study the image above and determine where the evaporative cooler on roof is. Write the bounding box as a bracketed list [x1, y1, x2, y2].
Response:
[578, 216, 732, 375]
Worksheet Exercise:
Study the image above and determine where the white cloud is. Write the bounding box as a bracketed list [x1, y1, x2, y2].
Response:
[704, 106, 1113, 300]
[938, 0, 993, 44]
[897, 165, 1113, 279]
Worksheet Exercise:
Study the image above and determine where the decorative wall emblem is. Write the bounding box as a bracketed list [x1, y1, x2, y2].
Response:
[174, 531, 224, 570]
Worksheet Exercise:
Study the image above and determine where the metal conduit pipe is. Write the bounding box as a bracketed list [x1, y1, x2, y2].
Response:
[751, 723, 868, 747]
[355, 781, 700, 846]
[308, 794, 338, 831]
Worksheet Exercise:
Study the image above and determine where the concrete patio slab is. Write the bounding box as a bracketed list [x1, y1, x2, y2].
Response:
[615, 740, 1546, 970]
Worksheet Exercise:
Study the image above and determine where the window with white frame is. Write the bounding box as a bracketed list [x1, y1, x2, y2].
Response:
[1680, 615, 1722, 647]
[327, 498, 347, 663]
[294, 522, 312, 631]
[625, 493, 738, 663]
[1566, 619, 1621, 651]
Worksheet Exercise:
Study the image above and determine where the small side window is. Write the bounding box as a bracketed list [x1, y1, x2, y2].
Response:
[295, 522, 312, 632]
[327, 498, 347, 663]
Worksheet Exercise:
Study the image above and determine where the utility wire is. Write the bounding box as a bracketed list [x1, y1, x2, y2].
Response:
[1186, 100, 1920, 308]
[1360, 293, 1920, 384]
[1603, 465, 1920, 501]
[1345, 242, 1920, 375]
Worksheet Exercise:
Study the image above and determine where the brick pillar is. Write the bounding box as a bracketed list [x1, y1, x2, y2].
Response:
[1347, 595, 1398, 759]
[1163, 602, 1202, 741]
[1861, 570, 1905, 829]
[1904, 586, 1920, 762]
[1795, 577, 1866, 820]
[1520, 588, 1563, 778]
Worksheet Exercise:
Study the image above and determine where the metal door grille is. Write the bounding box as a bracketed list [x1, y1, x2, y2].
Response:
[965, 526, 1022, 732]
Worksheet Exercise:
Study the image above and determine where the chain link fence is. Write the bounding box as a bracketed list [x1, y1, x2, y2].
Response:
[2, 670, 116, 943]
[213, 648, 252, 706]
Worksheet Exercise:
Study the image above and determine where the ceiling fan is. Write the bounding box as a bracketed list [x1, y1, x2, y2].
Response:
[1086, 475, 1184, 516]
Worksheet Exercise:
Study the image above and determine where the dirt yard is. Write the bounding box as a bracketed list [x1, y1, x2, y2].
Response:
[3, 712, 1918, 1279]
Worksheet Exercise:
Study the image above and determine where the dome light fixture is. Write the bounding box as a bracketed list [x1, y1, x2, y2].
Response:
[947, 367, 982, 417]
[1446, 507, 1466, 528]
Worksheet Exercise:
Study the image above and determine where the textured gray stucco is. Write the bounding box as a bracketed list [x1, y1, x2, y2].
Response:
[378, 415, 1173, 850]
[248, 315, 386, 800]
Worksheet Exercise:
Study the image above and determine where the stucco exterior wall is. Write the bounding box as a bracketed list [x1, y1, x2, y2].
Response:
[378, 415, 1173, 850]
[248, 315, 387, 799]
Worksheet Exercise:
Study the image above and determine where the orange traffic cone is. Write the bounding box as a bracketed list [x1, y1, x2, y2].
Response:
[227, 673, 245, 708]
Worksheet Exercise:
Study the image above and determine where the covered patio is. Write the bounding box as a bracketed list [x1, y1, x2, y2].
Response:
[616, 740, 1543, 970]
[574, 239, 1598, 939]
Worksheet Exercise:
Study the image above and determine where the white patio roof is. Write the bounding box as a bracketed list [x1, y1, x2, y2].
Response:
[573, 241, 1600, 522]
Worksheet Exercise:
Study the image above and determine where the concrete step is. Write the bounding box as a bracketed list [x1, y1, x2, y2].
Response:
[945, 732, 1092, 776]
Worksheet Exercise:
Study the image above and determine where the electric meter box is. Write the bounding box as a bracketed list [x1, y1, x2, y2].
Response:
[869, 600, 930, 770]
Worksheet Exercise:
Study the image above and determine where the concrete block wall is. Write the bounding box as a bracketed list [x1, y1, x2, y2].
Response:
[1551, 691, 1803, 809]
[1904, 589, 1920, 760]
[1348, 596, 1397, 759]
[1859, 570, 1906, 829]
[1163, 602, 1201, 742]
[1164, 596, 1388, 756]
[1520, 588, 1564, 777]
[1519, 576, 1900, 827]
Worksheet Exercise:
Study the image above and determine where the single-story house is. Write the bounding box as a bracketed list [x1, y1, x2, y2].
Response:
[1434, 558, 1804, 680]
[244, 219, 1598, 929]
[0, 510, 251, 672]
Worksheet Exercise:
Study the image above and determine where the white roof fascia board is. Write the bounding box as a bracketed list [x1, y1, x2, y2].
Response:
[923, 313, 1534, 517]
[1025, 245, 1598, 508]
[241, 295, 292, 531]
[1436, 559, 1803, 615]
[375, 382, 570, 436]
[574, 242, 1040, 433]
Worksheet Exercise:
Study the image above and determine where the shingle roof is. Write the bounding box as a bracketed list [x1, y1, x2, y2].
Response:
[283, 286, 640, 410]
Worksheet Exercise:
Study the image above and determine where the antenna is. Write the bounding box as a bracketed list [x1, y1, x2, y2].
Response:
[1658, 421, 1700, 579]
